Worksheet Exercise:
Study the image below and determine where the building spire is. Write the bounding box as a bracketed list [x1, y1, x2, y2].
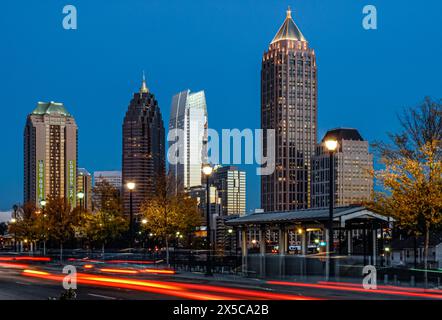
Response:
[140, 70, 149, 94]
[270, 6, 306, 44]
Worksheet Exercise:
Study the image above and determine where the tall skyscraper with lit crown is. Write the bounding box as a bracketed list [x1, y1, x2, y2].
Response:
[261, 7, 318, 212]
[122, 75, 165, 216]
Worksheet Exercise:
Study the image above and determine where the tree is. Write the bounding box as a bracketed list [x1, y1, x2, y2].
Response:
[140, 173, 201, 265]
[44, 196, 82, 261]
[0, 222, 8, 236]
[370, 98, 442, 279]
[81, 209, 128, 254]
[8, 202, 39, 244]
[83, 181, 127, 253]
[92, 180, 122, 213]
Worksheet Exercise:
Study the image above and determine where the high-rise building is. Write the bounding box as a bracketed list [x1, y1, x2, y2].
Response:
[122, 75, 165, 216]
[311, 128, 373, 208]
[24, 102, 78, 208]
[261, 7, 317, 212]
[212, 166, 246, 216]
[77, 168, 92, 211]
[169, 90, 208, 191]
[93, 171, 122, 189]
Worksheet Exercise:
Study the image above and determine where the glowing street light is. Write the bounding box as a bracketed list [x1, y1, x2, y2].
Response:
[127, 182, 136, 191]
[126, 182, 136, 247]
[77, 192, 85, 210]
[325, 139, 338, 152]
[141, 219, 148, 225]
[325, 138, 338, 279]
[202, 164, 214, 276]
[202, 165, 213, 176]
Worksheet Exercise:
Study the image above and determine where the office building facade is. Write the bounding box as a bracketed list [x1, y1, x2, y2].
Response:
[212, 166, 246, 216]
[311, 128, 373, 208]
[122, 76, 165, 216]
[77, 168, 92, 211]
[24, 102, 78, 208]
[93, 171, 122, 189]
[261, 8, 318, 212]
[169, 89, 208, 191]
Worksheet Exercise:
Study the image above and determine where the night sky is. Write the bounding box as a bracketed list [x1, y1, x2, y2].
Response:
[1, 0, 441, 211]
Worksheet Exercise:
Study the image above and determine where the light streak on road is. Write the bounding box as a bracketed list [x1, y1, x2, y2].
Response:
[141, 268, 175, 275]
[0, 262, 29, 269]
[267, 280, 442, 299]
[99, 268, 140, 275]
[21, 269, 312, 300]
[318, 281, 442, 295]
[0, 256, 50, 262]
[107, 260, 155, 265]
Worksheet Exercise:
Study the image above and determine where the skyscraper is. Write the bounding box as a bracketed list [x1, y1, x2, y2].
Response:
[212, 166, 246, 216]
[77, 168, 92, 211]
[311, 128, 373, 208]
[122, 75, 165, 216]
[24, 101, 78, 208]
[261, 7, 317, 212]
[169, 89, 208, 191]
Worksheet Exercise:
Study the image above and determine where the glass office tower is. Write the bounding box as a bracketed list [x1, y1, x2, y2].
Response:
[169, 90, 208, 191]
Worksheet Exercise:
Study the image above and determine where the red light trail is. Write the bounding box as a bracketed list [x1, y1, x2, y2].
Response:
[21, 269, 313, 300]
[267, 280, 442, 299]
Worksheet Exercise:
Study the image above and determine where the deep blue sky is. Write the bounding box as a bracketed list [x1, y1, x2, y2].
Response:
[1, 0, 441, 211]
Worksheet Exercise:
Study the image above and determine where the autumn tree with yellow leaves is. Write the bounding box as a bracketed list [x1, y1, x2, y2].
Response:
[370, 98, 442, 274]
[140, 173, 201, 265]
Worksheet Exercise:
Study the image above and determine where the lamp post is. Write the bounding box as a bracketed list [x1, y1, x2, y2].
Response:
[77, 191, 85, 211]
[325, 139, 338, 278]
[202, 164, 213, 276]
[141, 218, 148, 250]
[127, 182, 136, 248]
[228, 228, 233, 256]
[11, 204, 18, 252]
[40, 200, 47, 256]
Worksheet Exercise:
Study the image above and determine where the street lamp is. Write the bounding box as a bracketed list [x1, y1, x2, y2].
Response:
[202, 164, 214, 276]
[40, 200, 47, 256]
[12, 204, 18, 252]
[325, 139, 338, 254]
[227, 228, 233, 256]
[77, 191, 85, 211]
[325, 139, 338, 278]
[127, 182, 136, 248]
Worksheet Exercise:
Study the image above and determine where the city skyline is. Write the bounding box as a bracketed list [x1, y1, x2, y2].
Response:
[1, 1, 442, 211]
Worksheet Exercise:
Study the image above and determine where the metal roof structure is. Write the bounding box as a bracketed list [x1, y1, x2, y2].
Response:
[32, 101, 71, 117]
[271, 7, 306, 44]
[226, 206, 390, 226]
